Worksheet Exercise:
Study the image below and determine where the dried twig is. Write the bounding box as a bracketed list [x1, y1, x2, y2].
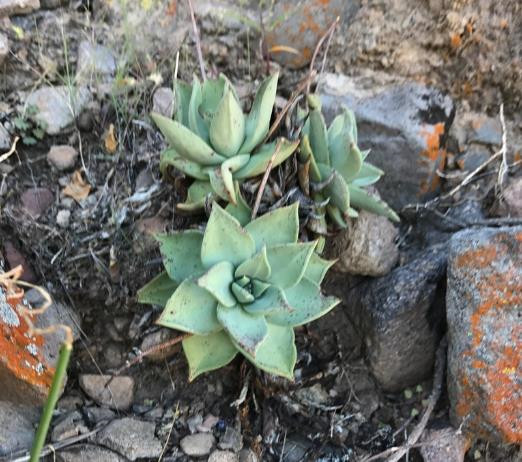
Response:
[0, 136, 20, 163]
[186, 0, 206, 80]
[496, 103, 508, 193]
[251, 139, 283, 220]
[114, 332, 190, 375]
[306, 16, 340, 95]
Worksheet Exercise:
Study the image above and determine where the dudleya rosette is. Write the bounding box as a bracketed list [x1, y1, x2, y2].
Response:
[299, 95, 399, 229]
[138, 203, 340, 380]
[151, 73, 298, 211]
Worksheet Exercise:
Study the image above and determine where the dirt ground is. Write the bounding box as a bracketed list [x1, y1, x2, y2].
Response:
[0, 0, 521, 460]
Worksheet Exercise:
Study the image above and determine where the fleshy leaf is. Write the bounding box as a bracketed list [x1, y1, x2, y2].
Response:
[304, 253, 335, 285]
[242, 286, 291, 316]
[251, 280, 270, 298]
[160, 149, 208, 180]
[220, 154, 250, 204]
[225, 185, 252, 226]
[328, 135, 363, 183]
[309, 107, 330, 165]
[234, 323, 296, 380]
[157, 280, 220, 334]
[352, 162, 384, 187]
[174, 80, 192, 126]
[208, 166, 236, 203]
[188, 77, 210, 142]
[217, 304, 268, 356]
[239, 72, 278, 154]
[235, 246, 271, 280]
[183, 331, 238, 381]
[266, 241, 317, 289]
[157, 231, 205, 281]
[349, 185, 400, 222]
[137, 271, 178, 307]
[197, 261, 236, 307]
[234, 139, 299, 179]
[318, 164, 350, 213]
[209, 89, 245, 157]
[300, 135, 322, 182]
[151, 113, 226, 166]
[266, 277, 340, 327]
[326, 204, 348, 228]
[201, 203, 255, 268]
[177, 181, 215, 212]
[231, 283, 255, 304]
[245, 202, 299, 251]
[200, 76, 227, 121]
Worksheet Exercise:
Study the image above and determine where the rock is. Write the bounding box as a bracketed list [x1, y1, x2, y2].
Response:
[57, 444, 127, 462]
[56, 209, 71, 228]
[51, 410, 88, 442]
[0, 123, 10, 151]
[2, 240, 37, 282]
[420, 425, 470, 462]
[209, 450, 239, 462]
[76, 41, 116, 82]
[466, 113, 502, 146]
[218, 426, 243, 452]
[84, 406, 115, 425]
[265, 0, 359, 69]
[318, 71, 455, 209]
[0, 0, 40, 16]
[40, 0, 68, 9]
[139, 329, 180, 362]
[186, 414, 203, 434]
[152, 87, 174, 118]
[326, 209, 398, 276]
[197, 413, 219, 433]
[456, 144, 490, 172]
[349, 244, 447, 391]
[0, 286, 76, 405]
[21, 187, 54, 218]
[180, 432, 216, 457]
[133, 216, 168, 254]
[239, 448, 259, 462]
[47, 145, 78, 170]
[79, 374, 134, 410]
[25, 86, 91, 135]
[0, 32, 7, 66]
[96, 418, 162, 461]
[446, 226, 522, 443]
[295, 383, 329, 406]
[500, 177, 522, 217]
[0, 401, 37, 457]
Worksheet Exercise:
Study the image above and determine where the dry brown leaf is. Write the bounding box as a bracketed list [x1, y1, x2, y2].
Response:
[104, 124, 118, 154]
[62, 170, 91, 202]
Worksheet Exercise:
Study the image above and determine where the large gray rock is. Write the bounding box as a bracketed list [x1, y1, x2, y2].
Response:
[0, 401, 37, 457]
[348, 244, 447, 391]
[180, 432, 216, 457]
[25, 86, 91, 135]
[264, 0, 359, 69]
[76, 41, 116, 82]
[0, 32, 7, 66]
[0, 0, 40, 16]
[447, 227, 522, 444]
[420, 425, 469, 462]
[96, 418, 162, 460]
[79, 374, 134, 411]
[318, 71, 455, 209]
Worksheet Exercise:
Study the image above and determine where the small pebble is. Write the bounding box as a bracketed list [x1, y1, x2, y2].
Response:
[47, 145, 78, 170]
[180, 432, 215, 457]
[56, 210, 71, 228]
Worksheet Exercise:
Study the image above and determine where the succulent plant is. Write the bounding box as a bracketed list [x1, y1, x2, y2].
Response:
[138, 202, 340, 380]
[151, 73, 298, 211]
[299, 95, 399, 230]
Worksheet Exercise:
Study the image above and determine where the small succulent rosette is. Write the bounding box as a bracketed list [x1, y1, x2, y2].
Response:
[138, 203, 340, 380]
[151, 73, 298, 211]
[299, 95, 399, 230]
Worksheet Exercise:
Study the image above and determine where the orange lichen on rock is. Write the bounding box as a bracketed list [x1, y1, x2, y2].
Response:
[419, 122, 446, 193]
[0, 286, 55, 404]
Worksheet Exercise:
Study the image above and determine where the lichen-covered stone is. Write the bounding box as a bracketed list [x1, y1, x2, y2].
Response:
[447, 227, 522, 444]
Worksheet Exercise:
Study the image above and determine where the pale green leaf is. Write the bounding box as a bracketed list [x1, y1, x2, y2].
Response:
[230, 283, 255, 304]
[352, 162, 384, 187]
[245, 202, 299, 251]
[326, 204, 348, 228]
[242, 286, 290, 316]
[173, 80, 192, 126]
[201, 203, 255, 268]
[309, 107, 330, 165]
[266, 241, 317, 289]
[235, 246, 271, 280]
[225, 185, 252, 226]
[234, 138, 298, 179]
[349, 185, 400, 222]
[137, 271, 178, 307]
[318, 163, 350, 213]
[235, 323, 296, 380]
[197, 261, 236, 308]
[183, 331, 238, 381]
[157, 231, 205, 281]
[208, 166, 236, 203]
[159, 149, 208, 180]
[217, 304, 268, 356]
[157, 280, 220, 334]
[239, 72, 279, 154]
[151, 113, 226, 166]
[188, 77, 210, 142]
[200, 76, 227, 121]
[304, 253, 335, 285]
[209, 89, 245, 157]
[266, 277, 340, 327]
[328, 133, 363, 183]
